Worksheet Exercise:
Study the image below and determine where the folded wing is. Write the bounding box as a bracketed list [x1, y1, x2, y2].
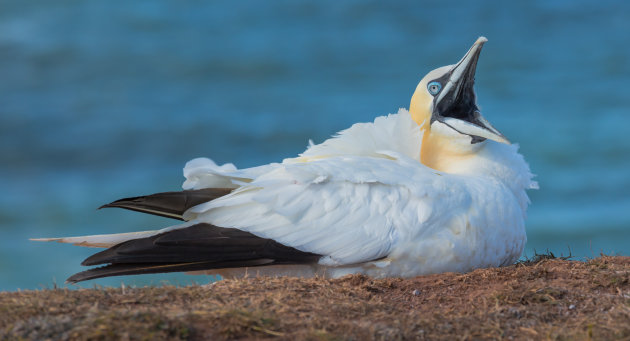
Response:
[67, 223, 321, 283]
[186, 153, 450, 266]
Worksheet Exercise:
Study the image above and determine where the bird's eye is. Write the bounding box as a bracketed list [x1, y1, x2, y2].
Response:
[427, 81, 442, 95]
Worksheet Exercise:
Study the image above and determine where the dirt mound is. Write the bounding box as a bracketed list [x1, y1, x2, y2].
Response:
[1, 256, 629, 340]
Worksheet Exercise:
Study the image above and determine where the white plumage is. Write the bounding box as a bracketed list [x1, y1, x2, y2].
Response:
[182, 109, 536, 277]
[34, 37, 537, 281]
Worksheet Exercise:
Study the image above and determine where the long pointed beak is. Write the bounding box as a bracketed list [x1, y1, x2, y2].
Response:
[433, 37, 510, 144]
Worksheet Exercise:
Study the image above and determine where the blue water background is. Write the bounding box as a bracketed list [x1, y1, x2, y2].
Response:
[1, 0, 629, 291]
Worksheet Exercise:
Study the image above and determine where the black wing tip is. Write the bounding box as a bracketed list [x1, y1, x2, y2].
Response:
[66, 259, 277, 284]
[95, 189, 235, 219]
[98, 195, 144, 209]
[66, 264, 133, 284]
[66, 266, 107, 284]
[65, 264, 151, 284]
[69, 223, 323, 283]
[81, 257, 98, 267]
[66, 275, 86, 284]
[98, 197, 136, 210]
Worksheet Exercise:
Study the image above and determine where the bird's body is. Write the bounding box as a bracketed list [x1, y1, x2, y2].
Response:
[181, 110, 533, 278]
[34, 37, 536, 283]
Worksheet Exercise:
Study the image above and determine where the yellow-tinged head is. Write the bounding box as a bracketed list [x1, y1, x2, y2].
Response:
[409, 37, 510, 172]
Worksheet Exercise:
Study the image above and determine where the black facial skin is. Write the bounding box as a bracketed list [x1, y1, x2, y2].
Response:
[427, 52, 489, 144]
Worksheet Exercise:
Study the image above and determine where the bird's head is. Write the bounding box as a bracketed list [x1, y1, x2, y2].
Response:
[409, 37, 510, 171]
[410, 37, 508, 145]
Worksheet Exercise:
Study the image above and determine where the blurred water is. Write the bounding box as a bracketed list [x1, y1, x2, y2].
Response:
[1, 0, 629, 291]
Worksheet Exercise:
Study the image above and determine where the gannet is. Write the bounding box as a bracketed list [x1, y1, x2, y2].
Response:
[34, 37, 537, 283]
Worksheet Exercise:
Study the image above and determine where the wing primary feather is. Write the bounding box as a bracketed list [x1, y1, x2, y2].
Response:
[99, 188, 233, 220]
[66, 259, 275, 284]
[69, 223, 321, 283]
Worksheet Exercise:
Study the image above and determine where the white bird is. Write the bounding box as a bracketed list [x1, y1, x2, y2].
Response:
[34, 37, 537, 283]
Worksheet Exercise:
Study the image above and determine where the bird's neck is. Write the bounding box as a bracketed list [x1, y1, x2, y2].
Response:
[409, 100, 477, 174]
[409, 106, 495, 176]
[419, 124, 481, 174]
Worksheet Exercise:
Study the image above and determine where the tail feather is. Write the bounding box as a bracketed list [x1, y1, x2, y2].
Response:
[67, 223, 322, 283]
[31, 188, 234, 248]
[100, 188, 234, 220]
[30, 230, 160, 248]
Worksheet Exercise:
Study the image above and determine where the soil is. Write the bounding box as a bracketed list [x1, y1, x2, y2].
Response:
[1, 255, 629, 340]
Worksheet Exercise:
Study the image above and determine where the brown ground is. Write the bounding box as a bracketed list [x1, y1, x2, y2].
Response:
[1, 255, 629, 340]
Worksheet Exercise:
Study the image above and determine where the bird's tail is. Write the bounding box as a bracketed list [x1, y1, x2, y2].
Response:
[30, 188, 235, 248]
[30, 230, 162, 248]
[30, 188, 319, 284]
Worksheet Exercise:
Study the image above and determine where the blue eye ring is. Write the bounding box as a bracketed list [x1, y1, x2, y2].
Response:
[427, 81, 442, 95]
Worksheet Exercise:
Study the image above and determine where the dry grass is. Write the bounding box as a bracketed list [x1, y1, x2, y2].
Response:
[1, 255, 629, 340]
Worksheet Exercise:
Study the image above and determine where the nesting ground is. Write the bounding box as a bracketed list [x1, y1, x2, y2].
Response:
[1, 256, 629, 340]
